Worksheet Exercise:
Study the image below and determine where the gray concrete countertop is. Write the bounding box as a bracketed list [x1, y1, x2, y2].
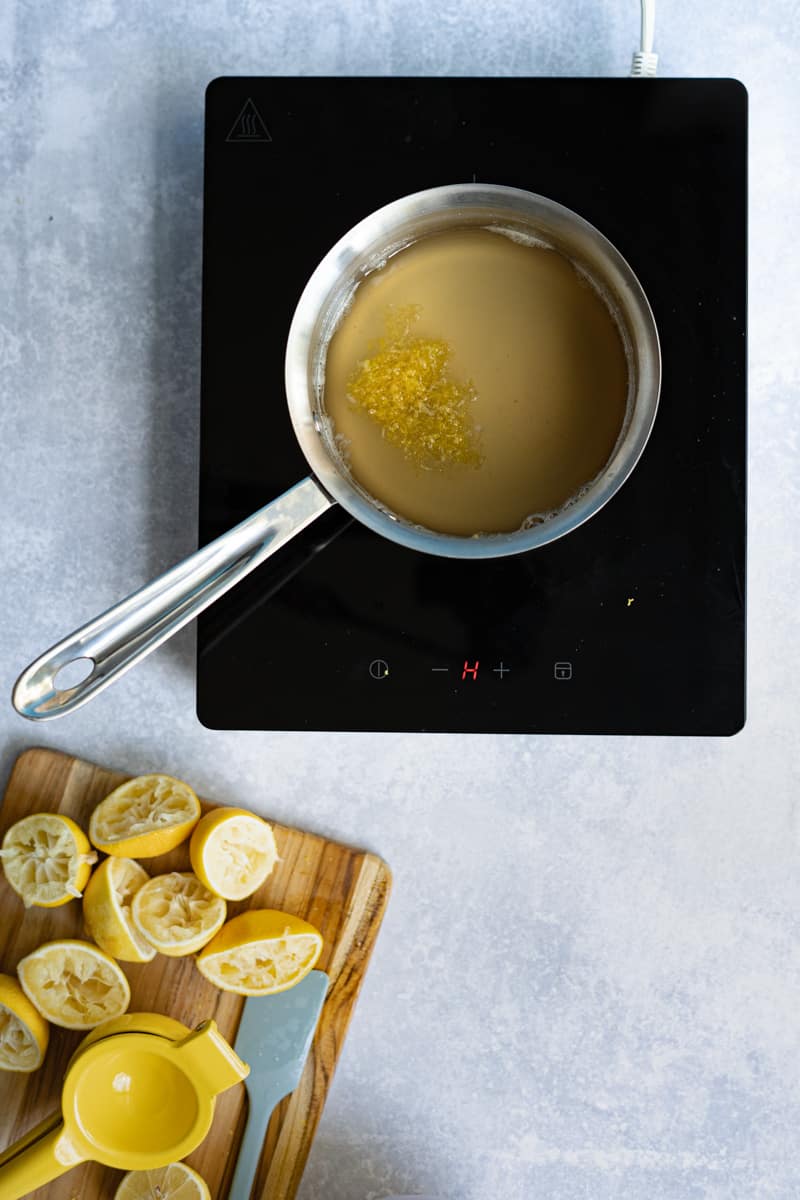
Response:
[1, 2, 799, 1197]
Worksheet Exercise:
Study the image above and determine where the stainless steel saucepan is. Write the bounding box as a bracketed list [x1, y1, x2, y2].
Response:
[13, 184, 661, 720]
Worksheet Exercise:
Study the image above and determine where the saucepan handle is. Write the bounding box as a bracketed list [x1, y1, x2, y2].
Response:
[12, 477, 334, 721]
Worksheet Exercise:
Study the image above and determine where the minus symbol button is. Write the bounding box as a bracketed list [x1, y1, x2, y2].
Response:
[431, 668, 449, 672]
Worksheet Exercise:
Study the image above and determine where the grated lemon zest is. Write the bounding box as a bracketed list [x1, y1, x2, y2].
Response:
[346, 306, 482, 469]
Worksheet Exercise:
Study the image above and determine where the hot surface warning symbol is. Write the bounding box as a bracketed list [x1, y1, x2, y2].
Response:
[226, 98, 272, 143]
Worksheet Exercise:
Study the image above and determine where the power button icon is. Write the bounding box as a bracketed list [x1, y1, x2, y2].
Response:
[369, 659, 389, 680]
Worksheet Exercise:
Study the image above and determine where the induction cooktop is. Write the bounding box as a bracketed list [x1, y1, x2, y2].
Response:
[197, 76, 747, 734]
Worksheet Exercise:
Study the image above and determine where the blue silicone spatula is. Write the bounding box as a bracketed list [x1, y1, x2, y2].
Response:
[228, 969, 329, 1200]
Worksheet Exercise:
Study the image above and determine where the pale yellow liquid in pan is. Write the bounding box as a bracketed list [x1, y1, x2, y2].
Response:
[324, 227, 629, 536]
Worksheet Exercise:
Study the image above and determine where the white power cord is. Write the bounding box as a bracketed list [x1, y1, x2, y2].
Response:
[630, 0, 658, 76]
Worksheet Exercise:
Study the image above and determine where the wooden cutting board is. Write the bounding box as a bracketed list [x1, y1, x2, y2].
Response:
[0, 748, 391, 1200]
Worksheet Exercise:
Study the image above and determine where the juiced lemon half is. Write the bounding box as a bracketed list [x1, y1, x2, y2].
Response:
[189, 807, 278, 901]
[83, 856, 156, 963]
[89, 774, 201, 858]
[196, 909, 323, 996]
[114, 1162, 211, 1200]
[17, 939, 130, 1030]
[131, 872, 226, 957]
[0, 973, 49, 1072]
[0, 812, 97, 907]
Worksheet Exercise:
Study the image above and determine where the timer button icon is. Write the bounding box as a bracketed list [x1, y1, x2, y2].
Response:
[369, 659, 389, 680]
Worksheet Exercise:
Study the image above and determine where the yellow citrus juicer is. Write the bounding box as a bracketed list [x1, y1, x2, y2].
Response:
[0, 1011, 249, 1200]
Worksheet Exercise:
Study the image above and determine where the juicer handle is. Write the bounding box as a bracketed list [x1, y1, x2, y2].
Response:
[12, 477, 334, 721]
[0, 1111, 61, 1171]
[173, 1019, 250, 1096]
[0, 1120, 82, 1200]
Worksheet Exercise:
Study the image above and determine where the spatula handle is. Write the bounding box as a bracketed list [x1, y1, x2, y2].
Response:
[228, 1087, 282, 1200]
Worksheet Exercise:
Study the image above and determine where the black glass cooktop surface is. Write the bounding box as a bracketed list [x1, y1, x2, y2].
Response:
[197, 76, 746, 734]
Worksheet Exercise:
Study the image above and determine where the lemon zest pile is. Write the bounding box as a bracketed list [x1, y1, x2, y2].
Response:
[346, 306, 481, 469]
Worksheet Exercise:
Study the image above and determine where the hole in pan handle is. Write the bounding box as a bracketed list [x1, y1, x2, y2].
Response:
[12, 477, 334, 721]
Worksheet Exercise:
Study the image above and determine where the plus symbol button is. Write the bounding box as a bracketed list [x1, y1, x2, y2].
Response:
[493, 662, 510, 678]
